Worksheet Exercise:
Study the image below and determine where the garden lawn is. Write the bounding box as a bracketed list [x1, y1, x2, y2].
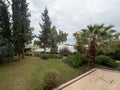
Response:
[0, 57, 81, 90]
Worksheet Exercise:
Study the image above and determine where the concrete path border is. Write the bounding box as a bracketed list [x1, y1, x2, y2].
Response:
[54, 68, 96, 90]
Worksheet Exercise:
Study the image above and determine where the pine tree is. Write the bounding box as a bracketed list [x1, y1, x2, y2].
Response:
[39, 7, 51, 51]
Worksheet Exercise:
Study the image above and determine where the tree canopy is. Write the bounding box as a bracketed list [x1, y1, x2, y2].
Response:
[38, 8, 68, 53]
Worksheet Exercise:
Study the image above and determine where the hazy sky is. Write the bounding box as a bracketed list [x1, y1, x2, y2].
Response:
[28, 0, 120, 44]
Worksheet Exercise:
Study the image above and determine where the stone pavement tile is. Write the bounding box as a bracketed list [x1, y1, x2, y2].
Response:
[57, 68, 120, 90]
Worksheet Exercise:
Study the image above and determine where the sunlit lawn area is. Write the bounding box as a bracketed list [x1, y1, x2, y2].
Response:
[0, 57, 81, 90]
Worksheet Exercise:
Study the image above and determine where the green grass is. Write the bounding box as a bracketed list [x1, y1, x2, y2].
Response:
[0, 57, 81, 90]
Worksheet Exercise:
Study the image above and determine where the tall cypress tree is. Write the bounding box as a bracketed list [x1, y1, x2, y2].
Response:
[12, 0, 22, 57]
[0, 0, 14, 61]
[0, 0, 11, 39]
[20, 0, 33, 44]
[12, 0, 33, 57]
[39, 7, 51, 51]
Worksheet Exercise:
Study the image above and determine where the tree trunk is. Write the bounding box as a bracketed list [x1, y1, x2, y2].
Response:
[86, 40, 97, 66]
[22, 50, 24, 58]
[18, 52, 20, 58]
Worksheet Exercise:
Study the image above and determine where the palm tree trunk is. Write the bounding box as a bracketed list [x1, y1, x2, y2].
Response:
[86, 40, 97, 66]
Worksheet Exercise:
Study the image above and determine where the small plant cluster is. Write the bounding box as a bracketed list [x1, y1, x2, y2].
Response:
[43, 70, 61, 90]
[40, 53, 51, 59]
[63, 53, 86, 68]
[40, 53, 63, 60]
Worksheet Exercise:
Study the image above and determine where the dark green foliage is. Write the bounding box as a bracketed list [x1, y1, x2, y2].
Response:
[12, 0, 33, 57]
[107, 52, 120, 60]
[0, 0, 14, 62]
[63, 53, 86, 68]
[43, 70, 61, 90]
[41, 53, 51, 59]
[0, 0, 11, 40]
[34, 40, 41, 47]
[12, 0, 22, 54]
[0, 40, 14, 57]
[96, 55, 118, 68]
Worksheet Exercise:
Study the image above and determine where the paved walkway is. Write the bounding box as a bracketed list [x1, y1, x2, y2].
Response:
[56, 68, 120, 90]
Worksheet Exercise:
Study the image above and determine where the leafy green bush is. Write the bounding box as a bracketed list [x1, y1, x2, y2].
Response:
[41, 53, 51, 59]
[0, 40, 15, 63]
[107, 52, 120, 60]
[63, 53, 86, 68]
[0, 41, 14, 57]
[96, 55, 118, 68]
[43, 70, 61, 90]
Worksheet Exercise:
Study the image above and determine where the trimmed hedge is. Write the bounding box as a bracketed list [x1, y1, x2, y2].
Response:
[96, 55, 118, 68]
[63, 53, 86, 68]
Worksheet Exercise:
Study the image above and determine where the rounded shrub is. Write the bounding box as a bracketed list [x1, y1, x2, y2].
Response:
[41, 53, 51, 59]
[96, 55, 118, 68]
[107, 52, 120, 60]
[63, 53, 86, 68]
[43, 70, 61, 90]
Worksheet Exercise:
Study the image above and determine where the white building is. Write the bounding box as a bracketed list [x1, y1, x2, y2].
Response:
[33, 44, 77, 53]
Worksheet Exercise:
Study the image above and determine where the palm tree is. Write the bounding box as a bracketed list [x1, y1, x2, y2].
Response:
[74, 24, 119, 66]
